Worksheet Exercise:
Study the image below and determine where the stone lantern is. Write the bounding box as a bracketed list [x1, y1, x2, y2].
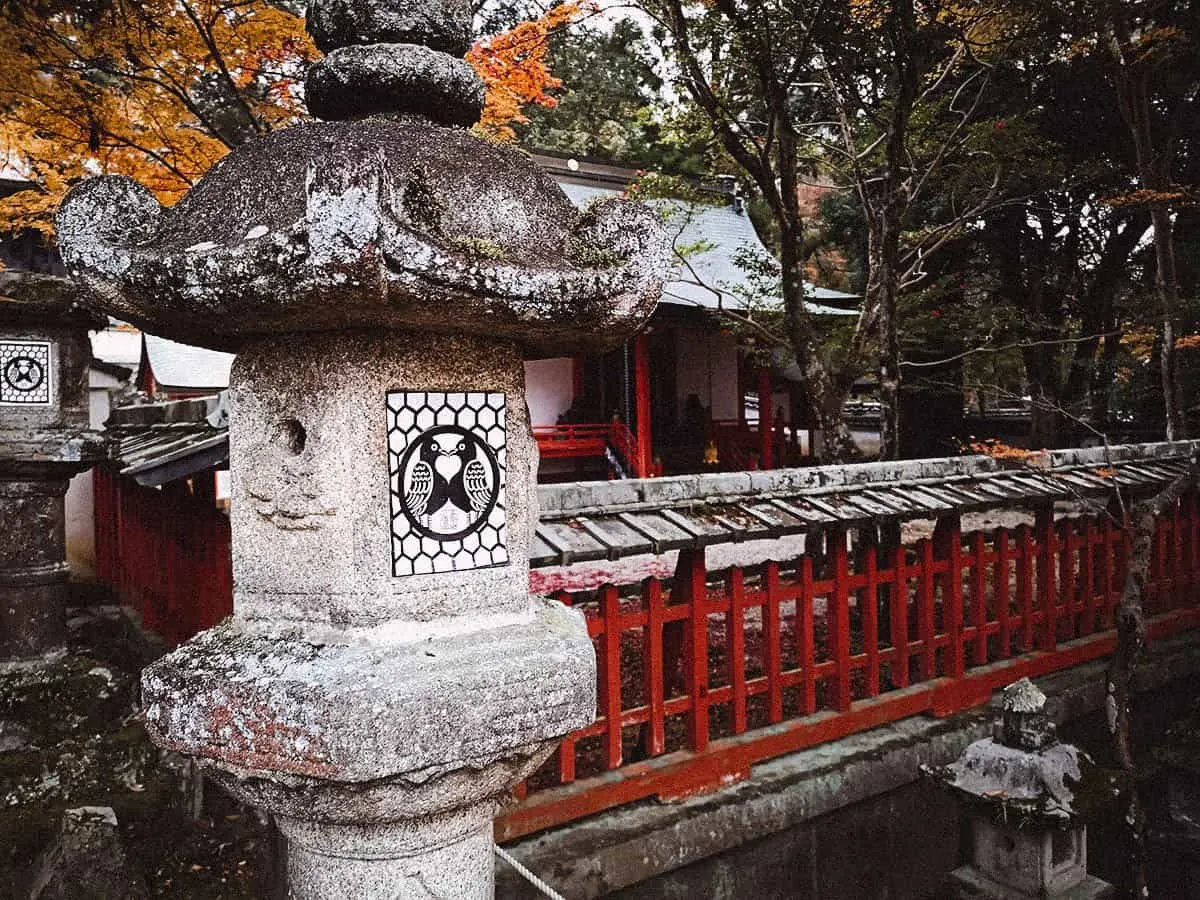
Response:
[55, 1, 669, 897]
[929, 678, 1114, 899]
[0, 273, 105, 661]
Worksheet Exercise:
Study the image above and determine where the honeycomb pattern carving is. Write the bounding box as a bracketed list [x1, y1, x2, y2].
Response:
[0, 340, 52, 406]
[387, 391, 508, 576]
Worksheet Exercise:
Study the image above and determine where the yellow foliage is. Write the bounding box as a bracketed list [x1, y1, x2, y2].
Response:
[1105, 187, 1195, 208]
[965, 438, 1038, 462]
[0, 2, 582, 237]
[467, 0, 593, 142]
[1121, 325, 1157, 364]
[0, 2, 318, 237]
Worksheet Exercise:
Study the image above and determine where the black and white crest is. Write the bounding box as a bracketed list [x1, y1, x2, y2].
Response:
[0, 341, 52, 406]
[387, 392, 508, 577]
[399, 425, 499, 540]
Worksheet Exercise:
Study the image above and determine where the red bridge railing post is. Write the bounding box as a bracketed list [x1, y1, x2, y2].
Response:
[918, 538, 936, 680]
[862, 543, 881, 697]
[933, 516, 964, 680]
[726, 568, 748, 734]
[830, 529, 852, 711]
[1017, 524, 1035, 652]
[1035, 506, 1058, 652]
[642, 579, 667, 757]
[800, 555, 817, 712]
[765, 561, 784, 723]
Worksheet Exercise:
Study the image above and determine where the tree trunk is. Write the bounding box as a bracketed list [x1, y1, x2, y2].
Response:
[782, 220, 860, 464]
[1150, 203, 1184, 440]
[1107, 9, 1185, 440]
[1106, 454, 1198, 896]
[869, 218, 903, 460]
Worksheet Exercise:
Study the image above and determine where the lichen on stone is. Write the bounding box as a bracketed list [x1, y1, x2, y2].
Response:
[447, 235, 506, 260]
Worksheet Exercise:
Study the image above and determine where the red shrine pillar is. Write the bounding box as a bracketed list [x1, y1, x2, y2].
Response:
[758, 367, 774, 469]
[634, 333, 652, 477]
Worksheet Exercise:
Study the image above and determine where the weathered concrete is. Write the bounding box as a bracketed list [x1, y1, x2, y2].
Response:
[496, 632, 1200, 899]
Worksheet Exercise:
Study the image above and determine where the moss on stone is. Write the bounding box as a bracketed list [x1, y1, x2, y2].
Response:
[567, 243, 623, 269]
[447, 235, 507, 260]
[400, 167, 446, 236]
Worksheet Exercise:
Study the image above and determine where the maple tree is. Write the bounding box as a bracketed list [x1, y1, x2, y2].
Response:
[0, 1, 317, 237]
[0, 0, 585, 237]
[468, 0, 592, 142]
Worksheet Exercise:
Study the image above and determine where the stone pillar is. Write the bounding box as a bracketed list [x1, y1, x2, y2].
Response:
[57, 1, 670, 895]
[0, 274, 104, 661]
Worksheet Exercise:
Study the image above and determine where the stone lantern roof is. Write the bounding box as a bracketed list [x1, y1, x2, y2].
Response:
[55, 0, 670, 356]
[928, 679, 1087, 826]
[0, 272, 106, 469]
[0, 273, 105, 333]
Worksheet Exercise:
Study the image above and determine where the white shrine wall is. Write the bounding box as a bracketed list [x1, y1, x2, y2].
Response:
[674, 325, 740, 423]
[524, 357, 575, 426]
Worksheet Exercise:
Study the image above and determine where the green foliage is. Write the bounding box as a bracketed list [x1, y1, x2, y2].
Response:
[518, 18, 663, 163]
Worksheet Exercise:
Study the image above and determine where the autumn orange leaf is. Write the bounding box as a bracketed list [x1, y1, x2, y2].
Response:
[467, 0, 594, 142]
[0, 1, 586, 239]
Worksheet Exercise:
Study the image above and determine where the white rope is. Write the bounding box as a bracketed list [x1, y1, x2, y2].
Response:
[494, 845, 567, 900]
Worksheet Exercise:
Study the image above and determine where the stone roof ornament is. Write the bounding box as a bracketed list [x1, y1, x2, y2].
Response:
[58, 3, 668, 897]
[56, 0, 669, 357]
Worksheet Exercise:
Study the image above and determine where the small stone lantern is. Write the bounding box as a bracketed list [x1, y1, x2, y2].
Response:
[56, 1, 669, 897]
[0, 273, 105, 661]
[929, 678, 1115, 899]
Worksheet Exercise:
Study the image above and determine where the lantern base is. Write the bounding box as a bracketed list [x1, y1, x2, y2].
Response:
[948, 866, 1115, 900]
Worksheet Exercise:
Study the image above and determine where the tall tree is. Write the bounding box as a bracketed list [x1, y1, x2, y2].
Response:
[1101, 2, 1200, 440]
[518, 18, 663, 162]
[1009, 0, 1200, 439]
[816, 1, 1012, 458]
[635, 0, 1011, 460]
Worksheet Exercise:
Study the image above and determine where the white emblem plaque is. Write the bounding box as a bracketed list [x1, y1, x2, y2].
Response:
[387, 391, 508, 576]
[0, 340, 52, 406]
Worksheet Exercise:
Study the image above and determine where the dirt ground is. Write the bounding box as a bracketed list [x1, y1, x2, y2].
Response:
[0, 602, 275, 899]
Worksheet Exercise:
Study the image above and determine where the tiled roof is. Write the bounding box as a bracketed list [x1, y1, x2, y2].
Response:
[105, 394, 228, 486]
[556, 180, 859, 316]
[143, 334, 234, 391]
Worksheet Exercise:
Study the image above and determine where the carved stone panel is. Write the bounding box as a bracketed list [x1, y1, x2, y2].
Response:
[387, 391, 508, 576]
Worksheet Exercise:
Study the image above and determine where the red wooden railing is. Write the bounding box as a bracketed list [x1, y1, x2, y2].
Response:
[496, 498, 1200, 841]
[533, 422, 645, 478]
[94, 467, 233, 648]
[91, 460, 1200, 843]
